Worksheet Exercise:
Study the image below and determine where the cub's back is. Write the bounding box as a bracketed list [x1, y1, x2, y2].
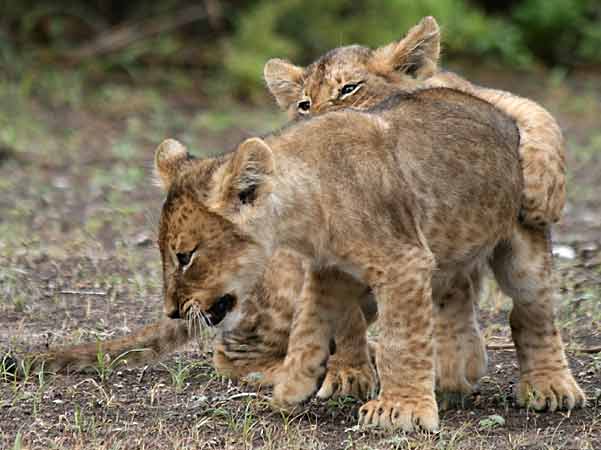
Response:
[378, 88, 523, 263]
[269, 88, 522, 263]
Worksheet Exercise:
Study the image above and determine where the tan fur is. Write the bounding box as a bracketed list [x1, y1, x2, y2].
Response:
[11, 319, 191, 376]
[10, 18, 568, 416]
[154, 88, 584, 432]
[212, 249, 376, 399]
[263, 16, 566, 228]
[262, 16, 567, 398]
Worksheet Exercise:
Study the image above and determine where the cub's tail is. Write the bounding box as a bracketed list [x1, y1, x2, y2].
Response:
[2, 319, 190, 379]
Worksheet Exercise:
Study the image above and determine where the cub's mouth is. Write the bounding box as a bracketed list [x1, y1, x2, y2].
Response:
[185, 294, 236, 327]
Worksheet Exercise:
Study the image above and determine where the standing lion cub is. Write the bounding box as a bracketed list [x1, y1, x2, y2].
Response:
[263, 16, 568, 394]
[154, 87, 584, 432]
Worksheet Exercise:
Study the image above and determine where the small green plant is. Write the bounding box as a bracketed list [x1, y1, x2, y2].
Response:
[17, 356, 34, 385]
[94, 344, 146, 383]
[12, 431, 23, 450]
[31, 360, 48, 416]
[73, 404, 96, 434]
[240, 399, 258, 444]
[12, 295, 26, 313]
[479, 414, 506, 430]
[490, 381, 511, 410]
[161, 359, 199, 392]
[0, 353, 18, 382]
[326, 395, 359, 409]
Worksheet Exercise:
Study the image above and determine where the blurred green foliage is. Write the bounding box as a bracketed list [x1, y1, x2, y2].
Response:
[1, 0, 600, 100]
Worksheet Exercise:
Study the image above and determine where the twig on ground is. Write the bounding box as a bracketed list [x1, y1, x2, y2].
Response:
[138, 365, 149, 383]
[227, 392, 258, 401]
[60, 290, 107, 296]
[487, 343, 601, 353]
[577, 346, 601, 354]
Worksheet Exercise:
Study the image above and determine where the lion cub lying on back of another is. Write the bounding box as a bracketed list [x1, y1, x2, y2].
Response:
[153, 87, 584, 432]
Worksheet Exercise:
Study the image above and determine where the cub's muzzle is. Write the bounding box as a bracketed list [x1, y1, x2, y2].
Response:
[206, 294, 236, 326]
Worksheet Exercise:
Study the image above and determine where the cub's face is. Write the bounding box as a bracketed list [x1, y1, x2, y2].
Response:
[153, 137, 303, 379]
[264, 16, 441, 119]
[159, 184, 294, 379]
[154, 138, 276, 328]
[158, 190, 261, 324]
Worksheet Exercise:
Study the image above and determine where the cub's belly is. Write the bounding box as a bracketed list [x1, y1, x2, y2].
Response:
[423, 213, 515, 270]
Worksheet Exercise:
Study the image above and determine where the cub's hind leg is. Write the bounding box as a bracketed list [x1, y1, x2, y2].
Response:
[434, 268, 487, 402]
[491, 226, 585, 411]
[317, 285, 376, 401]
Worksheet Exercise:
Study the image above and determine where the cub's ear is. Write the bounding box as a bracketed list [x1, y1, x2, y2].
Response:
[229, 137, 274, 206]
[372, 16, 440, 80]
[154, 139, 190, 191]
[264, 58, 304, 110]
[213, 138, 274, 213]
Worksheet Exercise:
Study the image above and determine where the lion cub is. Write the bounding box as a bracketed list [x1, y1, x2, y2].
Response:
[264, 16, 566, 228]
[263, 16, 567, 394]
[154, 88, 584, 432]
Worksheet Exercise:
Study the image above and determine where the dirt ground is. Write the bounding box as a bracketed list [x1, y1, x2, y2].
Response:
[1, 64, 600, 450]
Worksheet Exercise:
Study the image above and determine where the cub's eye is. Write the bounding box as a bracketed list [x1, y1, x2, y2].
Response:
[176, 250, 194, 267]
[297, 100, 311, 112]
[339, 83, 361, 97]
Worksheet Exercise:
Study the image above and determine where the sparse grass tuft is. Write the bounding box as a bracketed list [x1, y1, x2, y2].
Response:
[479, 414, 506, 430]
[94, 346, 146, 383]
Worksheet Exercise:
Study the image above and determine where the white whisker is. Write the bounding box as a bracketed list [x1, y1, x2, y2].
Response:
[184, 304, 216, 354]
[201, 312, 210, 328]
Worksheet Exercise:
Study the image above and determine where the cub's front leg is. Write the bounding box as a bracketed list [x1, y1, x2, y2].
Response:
[353, 243, 439, 432]
[271, 268, 339, 408]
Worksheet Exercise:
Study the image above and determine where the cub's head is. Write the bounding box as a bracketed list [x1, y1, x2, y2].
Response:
[154, 138, 276, 326]
[264, 16, 440, 119]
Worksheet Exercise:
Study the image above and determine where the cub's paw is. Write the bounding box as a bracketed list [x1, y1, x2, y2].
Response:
[435, 330, 486, 409]
[316, 362, 376, 401]
[358, 396, 439, 432]
[516, 370, 586, 411]
[271, 366, 326, 410]
[270, 379, 316, 411]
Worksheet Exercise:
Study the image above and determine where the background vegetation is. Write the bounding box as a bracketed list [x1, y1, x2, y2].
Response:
[1, 0, 600, 100]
